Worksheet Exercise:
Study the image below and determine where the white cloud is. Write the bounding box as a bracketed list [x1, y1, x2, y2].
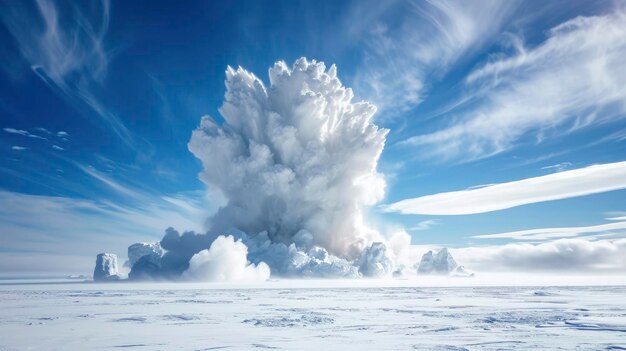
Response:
[351, 0, 515, 113]
[541, 162, 572, 172]
[35, 127, 51, 134]
[52, 145, 64, 151]
[0, 0, 134, 147]
[402, 10, 626, 160]
[408, 219, 440, 231]
[453, 238, 626, 272]
[189, 58, 388, 260]
[182, 235, 270, 282]
[385, 161, 626, 215]
[473, 221, 626, 241]
[4, 127, 47, 140]
[11, 146, 27, 151]
[121, 58, 413, 280]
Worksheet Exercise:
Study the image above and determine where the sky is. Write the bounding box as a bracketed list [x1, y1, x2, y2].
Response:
[1, 0, 625, 276]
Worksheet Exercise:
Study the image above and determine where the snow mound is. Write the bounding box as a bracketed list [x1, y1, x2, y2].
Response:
[93, 253, 120, 281]
[188, 57, 388, 261]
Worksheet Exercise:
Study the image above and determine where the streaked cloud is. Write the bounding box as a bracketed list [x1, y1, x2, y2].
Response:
[0, 0, 134, 147]
[473, 220, 626, 241]
[385, 161, 626, 215]
[3, 127, 47, 140]
[78, 164, 144, 200]
[541, 162, 572, 172]
[402, 10, 626, 160]
[3, 128, 29, 136]
[407, 219, 440, 231]
[352, 0, 516, 114]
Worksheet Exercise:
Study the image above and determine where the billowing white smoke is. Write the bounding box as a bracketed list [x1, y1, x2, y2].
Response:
[189, 58, 389, 260]
[182, 235, 270, 282]
[127, 58, 404, 280]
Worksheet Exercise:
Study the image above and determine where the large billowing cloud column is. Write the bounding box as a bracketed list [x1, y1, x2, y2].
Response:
[189, 58, 389, 261]
[124, 58, 399, 281]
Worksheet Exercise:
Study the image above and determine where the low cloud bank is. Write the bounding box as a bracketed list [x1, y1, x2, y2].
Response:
[453, 238, 626, 272]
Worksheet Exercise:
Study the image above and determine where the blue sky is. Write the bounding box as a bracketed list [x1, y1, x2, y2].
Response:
[1, 0, 626, 275]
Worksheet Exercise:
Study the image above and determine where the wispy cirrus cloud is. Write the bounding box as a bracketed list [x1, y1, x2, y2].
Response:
[351, 0, 516, 114]
[0, 0, 134, 147]
[384, 161, 626, 215]
[407, 219, 440, 231]
[402, 9, 626, 160]
[3, 127, 47, 140]
[472, 220, 626, 241]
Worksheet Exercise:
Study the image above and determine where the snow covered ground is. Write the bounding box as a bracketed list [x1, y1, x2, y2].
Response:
[1, 279, 625, 350]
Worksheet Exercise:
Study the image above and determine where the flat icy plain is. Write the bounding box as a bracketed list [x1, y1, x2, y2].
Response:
[0, 280, 625, 350]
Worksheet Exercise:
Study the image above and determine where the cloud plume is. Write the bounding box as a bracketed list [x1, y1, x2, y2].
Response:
[189, 58, 389, 259]
[402, 10, 626, 160]
[124, 58, 401, 280]
[352, 0, 515, 113]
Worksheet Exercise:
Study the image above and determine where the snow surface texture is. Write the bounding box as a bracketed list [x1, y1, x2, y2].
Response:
[418, 248, 473, 276]
[119, 58, 419, 281]
[1, 283, 625, 350]
[92, 253, 119, 281]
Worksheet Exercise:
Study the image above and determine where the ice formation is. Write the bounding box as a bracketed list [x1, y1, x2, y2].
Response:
[417, 248, 472, 276]
[93, 253, 120, 281]
[358, 242, 393, 277]
[126, 242, 163, 267]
